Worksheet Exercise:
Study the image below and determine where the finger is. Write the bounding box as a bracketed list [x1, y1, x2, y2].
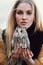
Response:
[29, 50, 34, 57]
[22, 49, 28, 59]
[12, 48, 23, 58]
[30, 51, 34, 57]
[27, 49, 34, 58]
[21, 52, 25, 60]
[13, 48, 20, 54]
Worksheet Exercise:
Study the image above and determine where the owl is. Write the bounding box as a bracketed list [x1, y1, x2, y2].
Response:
[11, 26, 30, 51]
[9, 26, 35, 65]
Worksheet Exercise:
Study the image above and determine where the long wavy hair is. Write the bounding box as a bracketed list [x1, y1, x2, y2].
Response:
[5, 0, 43, 57]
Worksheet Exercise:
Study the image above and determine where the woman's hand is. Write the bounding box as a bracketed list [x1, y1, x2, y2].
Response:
[8, 48, 35, 65]
[8, 48, 22, 65]
[20, 48, 35, 65]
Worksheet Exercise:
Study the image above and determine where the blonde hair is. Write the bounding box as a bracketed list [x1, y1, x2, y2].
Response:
[6, 0, 43, 57]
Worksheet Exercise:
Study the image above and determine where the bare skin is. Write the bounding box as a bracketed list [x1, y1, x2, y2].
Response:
[16, 3, 35, 29]
[9, 48, 35, 65]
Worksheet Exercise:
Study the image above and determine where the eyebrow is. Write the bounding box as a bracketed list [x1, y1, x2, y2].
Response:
[16, 9, 32, 12]
[12, 8, 32, 12]
[27, 10, 32, 12]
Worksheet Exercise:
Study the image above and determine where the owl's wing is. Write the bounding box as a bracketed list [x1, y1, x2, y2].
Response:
[26, 37, 30, 49]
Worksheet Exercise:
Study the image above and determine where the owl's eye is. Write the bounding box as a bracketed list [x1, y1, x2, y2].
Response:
[20, 30, 23, 33]
[16, 30, 18, 32]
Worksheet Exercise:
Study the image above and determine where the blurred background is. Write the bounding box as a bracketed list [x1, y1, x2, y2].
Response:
[0, 0, 43, 30]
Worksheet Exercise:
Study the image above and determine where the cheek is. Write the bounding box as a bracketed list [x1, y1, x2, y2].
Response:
[16, 15, 19, 22]
[28, 15, 34, 23]
[16, 14, 22, 23]
[27, 15, 34, 27]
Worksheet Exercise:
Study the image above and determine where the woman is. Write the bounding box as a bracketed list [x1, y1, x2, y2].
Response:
[2, 0, 43, 65]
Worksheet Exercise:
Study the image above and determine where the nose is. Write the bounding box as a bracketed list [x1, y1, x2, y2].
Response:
[22, 13, 27, 20]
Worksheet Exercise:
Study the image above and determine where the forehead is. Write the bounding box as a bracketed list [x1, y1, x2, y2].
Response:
[16, 3, 33, 11]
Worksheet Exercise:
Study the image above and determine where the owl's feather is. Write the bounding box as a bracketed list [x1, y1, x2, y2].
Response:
[11, 26, 30, 51]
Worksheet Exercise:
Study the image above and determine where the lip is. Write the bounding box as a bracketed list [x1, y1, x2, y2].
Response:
[21, 22, 27, 25]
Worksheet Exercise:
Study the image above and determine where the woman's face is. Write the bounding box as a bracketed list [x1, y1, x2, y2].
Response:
[15, 2, 35, 29]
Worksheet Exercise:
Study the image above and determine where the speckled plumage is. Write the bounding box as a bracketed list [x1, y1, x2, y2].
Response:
[11, 26, 30, 51]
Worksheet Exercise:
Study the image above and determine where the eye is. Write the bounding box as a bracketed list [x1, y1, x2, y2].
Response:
[27, 11, 32, 15]
[20, 30, 23, 33]
[16, 30, 18, 32]
[16, 10, 23, 15]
